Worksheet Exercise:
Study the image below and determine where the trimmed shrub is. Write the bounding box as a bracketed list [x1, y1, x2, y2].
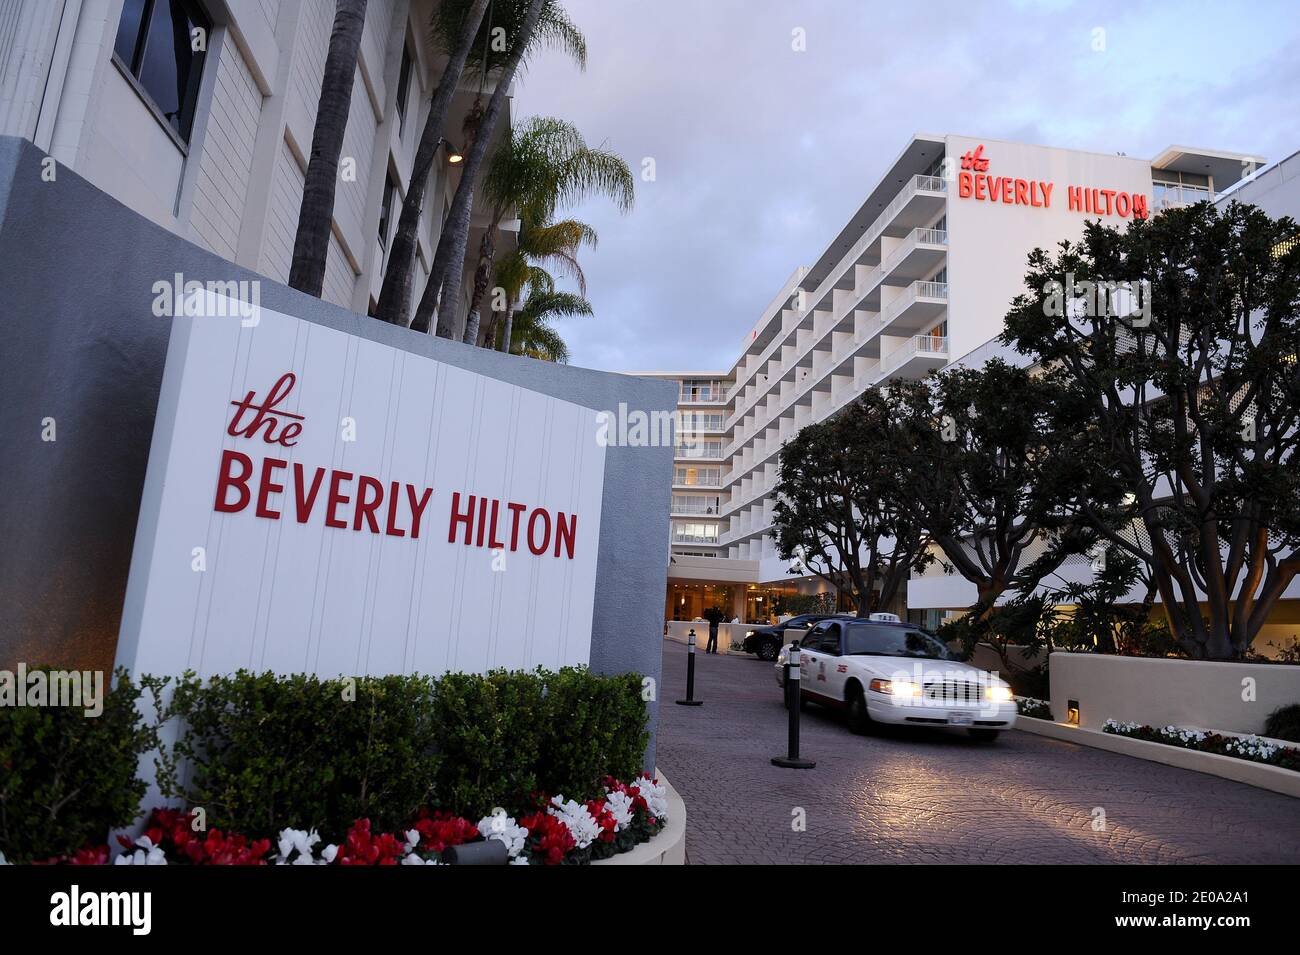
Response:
[1264, 703, 1300, 743]
[535, 669, 648, 802]
[429, 669, 546, 818]
[166, 666, 650, 838]
[168, 671, 441, 841]
[0, 669, 166, 863]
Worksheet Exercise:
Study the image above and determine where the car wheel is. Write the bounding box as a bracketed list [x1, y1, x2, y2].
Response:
[968, 728, 1000, 743]
[756, 639, 779, 662]
[846, 684, 873, 735]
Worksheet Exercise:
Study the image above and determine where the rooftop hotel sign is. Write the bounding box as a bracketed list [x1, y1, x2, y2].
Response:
[115, 294, 606, 679]
[956, 143, 1149, 219]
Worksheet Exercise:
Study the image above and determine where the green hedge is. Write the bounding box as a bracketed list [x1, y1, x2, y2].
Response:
[1, 666, 650, 858]
[0, 669, 166, 864]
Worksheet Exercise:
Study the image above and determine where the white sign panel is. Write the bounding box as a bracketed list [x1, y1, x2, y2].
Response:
[116, 298, 606, 679]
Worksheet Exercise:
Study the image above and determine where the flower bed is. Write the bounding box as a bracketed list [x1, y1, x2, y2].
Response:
[0, 775, 669, 867]
[1015, 696, 1052, 720]
[1102, 719, 1300, 772]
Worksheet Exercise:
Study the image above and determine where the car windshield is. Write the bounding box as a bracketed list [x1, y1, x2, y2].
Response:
[844, 625, 954, 660]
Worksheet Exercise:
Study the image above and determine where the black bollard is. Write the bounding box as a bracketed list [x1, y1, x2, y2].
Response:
[442, 839, 509, 865]
[772, 644, 815, 768]
[675, 629, 704, 706]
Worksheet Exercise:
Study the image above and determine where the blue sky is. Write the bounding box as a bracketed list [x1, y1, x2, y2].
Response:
[512, 0, 1300, 372]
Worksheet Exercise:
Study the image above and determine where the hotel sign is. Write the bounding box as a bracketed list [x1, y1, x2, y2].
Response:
[957, 144, 1149, 219]
[116, 296, 606, 680]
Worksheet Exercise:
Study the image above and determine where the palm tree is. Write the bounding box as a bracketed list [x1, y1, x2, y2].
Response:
[462, 116, 633, 346]
[289, 0, 368, 297]
[372, 0, 491, 326]
[507, 289, 593, 362]
[488, 213, 594, 351]
[413, 0, 587, 337]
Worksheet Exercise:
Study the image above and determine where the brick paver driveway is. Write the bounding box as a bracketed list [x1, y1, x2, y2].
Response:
[655, 641, 1300, 864]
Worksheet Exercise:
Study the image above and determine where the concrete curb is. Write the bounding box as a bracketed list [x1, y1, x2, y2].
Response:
[593, 768, 687, 865]
[1016, 716, 1300, 799]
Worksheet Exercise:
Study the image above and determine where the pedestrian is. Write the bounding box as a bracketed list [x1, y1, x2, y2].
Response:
[702, 606, 725, 654]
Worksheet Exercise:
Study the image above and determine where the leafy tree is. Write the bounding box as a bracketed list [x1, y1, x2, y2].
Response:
[414, 0, 587, 337]
[490, 212, 594, 352]
[506, 288, 592, 362]
[289, 0, 369, 297]
[462, 116, 632, 346]
[773, 393, 932, 616]
[881, 359, 1067, 620]
[373, 0, 492, 326]
[1002, 201, 1300, 659]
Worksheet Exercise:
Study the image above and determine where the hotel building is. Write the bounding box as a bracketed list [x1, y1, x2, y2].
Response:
[642, 133, 1266, 626]
[0, 0, 508, 321]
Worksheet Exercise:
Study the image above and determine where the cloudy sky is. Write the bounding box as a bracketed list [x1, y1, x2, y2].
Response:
[512, 0, 1300, 373]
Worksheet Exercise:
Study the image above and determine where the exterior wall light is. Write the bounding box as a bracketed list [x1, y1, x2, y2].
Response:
[1067, 699, 1080, 726]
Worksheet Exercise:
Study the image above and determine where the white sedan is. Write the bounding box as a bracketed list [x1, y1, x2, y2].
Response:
[775, 614, 1017, 741]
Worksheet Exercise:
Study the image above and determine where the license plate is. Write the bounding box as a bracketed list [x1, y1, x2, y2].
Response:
[948, 712, 974, 726]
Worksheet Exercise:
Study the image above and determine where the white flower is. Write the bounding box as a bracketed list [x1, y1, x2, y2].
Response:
[276, 827, 324, 865]
[603, 790, 635, 832]
[477, 811, 528, 858]
[0, 852, 8, 866]
[547, 795, 601, 850]
[321, 843, 339, 864]
[113, 835, 167, 865]
[631, 776, 669, 821]
[509, 855, 530, 865]
[401, 851, 440, 865]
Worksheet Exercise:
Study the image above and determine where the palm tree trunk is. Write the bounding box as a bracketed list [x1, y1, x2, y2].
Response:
[288, 0, 368, 297]
[414, 0, 546, 337]
[500, 298, 516, 353]
[462, 220, 498, 343]
[374, 0, 489, 326]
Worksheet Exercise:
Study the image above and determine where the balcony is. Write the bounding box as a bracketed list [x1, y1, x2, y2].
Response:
[878, 279, 948, 335]
[678, 387, 727, 405]
[804, 174, 948, 315]
[671, 501, 724, 517]
[674, 445, 725, 461]
[672, 532, 721, 545]
[877, 334, 950, 382]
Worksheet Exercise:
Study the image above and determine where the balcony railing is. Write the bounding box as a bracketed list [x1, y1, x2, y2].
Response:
[672, 533, 720, 545]
[671, 501, 723, 515]
[879, 334, 950, 376]
[913, 226, 948, 245]
[674, 446, 724, 460]
[679, 388, 726, 403]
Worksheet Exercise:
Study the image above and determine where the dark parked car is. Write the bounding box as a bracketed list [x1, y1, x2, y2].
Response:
[741, 613, 854, 661]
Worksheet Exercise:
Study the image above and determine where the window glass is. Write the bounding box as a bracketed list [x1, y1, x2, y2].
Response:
[114, 0, 149, 66]
[395, 41, 413, 136]
[844, 625, 953, 660]
[817, 623, 842, 655]
[378, 173, 397, 248]
[114, 0, 210, 143]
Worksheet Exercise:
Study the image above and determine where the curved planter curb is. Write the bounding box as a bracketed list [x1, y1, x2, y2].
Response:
[592, 769, 687, 865]
[1016, 716, 1300, 799]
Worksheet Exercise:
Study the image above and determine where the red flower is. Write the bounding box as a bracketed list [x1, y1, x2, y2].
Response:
[411, 810, 480, 854]
[518, 811, 575, 865]
[335, 818, 407, 865]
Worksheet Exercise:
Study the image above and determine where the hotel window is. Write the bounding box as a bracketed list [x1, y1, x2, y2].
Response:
[673, 522, 719, 544]
[680, 379, 723, 402]
[675, 466, 721, 486]
[378, 171, 398, 249]
[395, 40, 414, 137]
[113, 0, 211, 144]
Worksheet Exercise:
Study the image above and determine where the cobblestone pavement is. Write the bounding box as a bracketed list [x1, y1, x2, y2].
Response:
[655, 641, 1300, 864]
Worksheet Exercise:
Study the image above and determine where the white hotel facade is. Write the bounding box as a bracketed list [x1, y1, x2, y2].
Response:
[643, 133, 1265, 626]
[0, 0, 507, 320]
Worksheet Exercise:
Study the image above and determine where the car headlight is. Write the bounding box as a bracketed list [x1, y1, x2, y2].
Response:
[870, 678, 920, 699]
[986, 685, 1013, 703]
